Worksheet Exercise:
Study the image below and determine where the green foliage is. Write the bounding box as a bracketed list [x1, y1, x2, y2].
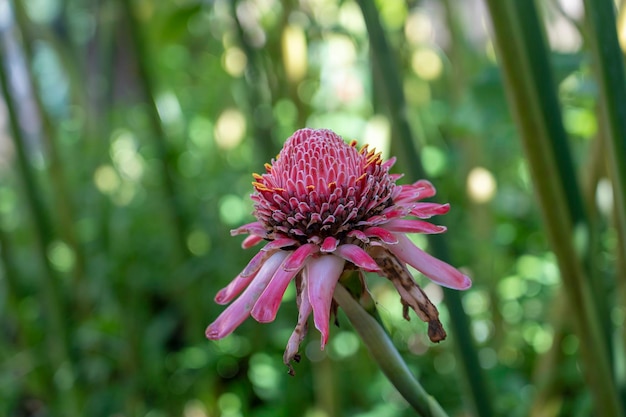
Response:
[0, 0, 625, 416]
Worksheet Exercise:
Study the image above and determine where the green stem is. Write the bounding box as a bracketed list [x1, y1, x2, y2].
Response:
[0, 24, 80, 415]
[582, 0, 626, 262]
[121, 0, 190, 260]
[484, 1, 623, 416]
[333, 284, 449, 417]
[355, 2, 492, 416]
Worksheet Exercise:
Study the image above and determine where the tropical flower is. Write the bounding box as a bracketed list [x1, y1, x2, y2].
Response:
[206, 128, 471, 374]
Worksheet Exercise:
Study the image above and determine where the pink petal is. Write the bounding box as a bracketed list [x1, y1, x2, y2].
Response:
[240, 238, 299, 277]
[251, 254, 306, 323]
[381, 156, 397, 170]
[384, 219, 447, 234]
[321, 236, 340, 252]
[206, 251, 288, 339]
[261, 237, 299, 251]
[306, 255, 346, 349]
[242, 234, 264, 249]
[413, 180, 436, 199]
[409, 203, 450, 219]
[283, 243, 319, 271]
[231, 221, 267, 237]
[241, 249, 273, 277]
[364, 226, 398, 244]
[284, 281, 313, 372]
[215, 272, 254, 305]
[347, 229, 369, 243]
[335, 244, 380, 272]
[387, 233, 472, 290]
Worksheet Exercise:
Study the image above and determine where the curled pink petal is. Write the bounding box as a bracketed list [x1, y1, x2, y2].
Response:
[215, 273, 254, 305]
[283, 243, 319, 271]
[387, 233, 471, 290]
[409, 202, 450, 218]
[251, 255, 306, 323]
[364, 226, 398, 244]
[231, 221, 267, 237]
[335, 244, 380, 272]
[306, 254, 345, 349]
[384, 219, 447, 234]
[242, 234, 264, 249]
[206, 251, 288, 339]
[261, 237, 299, 251]
[241, 249, 274, 277]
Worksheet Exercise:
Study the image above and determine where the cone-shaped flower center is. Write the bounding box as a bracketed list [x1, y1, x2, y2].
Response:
[251, 129, 395, 244]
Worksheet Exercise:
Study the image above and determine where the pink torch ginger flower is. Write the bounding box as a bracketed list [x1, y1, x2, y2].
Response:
[206, 128, 471, 374]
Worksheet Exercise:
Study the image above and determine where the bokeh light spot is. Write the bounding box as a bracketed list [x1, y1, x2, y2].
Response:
[467, 167, 497, 203]
[186, 229, 211, 256]
[405, 11, 433, 45]
[184, 400, 208, 417]
[498, 275, 527, 300]
[219, 195, 249, 226]
[411, 48, 443, 81]
[223, 47, 247, 77]
[329, 331, 360, 359]
[282, 25, 308, 83]
[214, 109, 246, 150]
[47, 241, 75, 273]
[248, 353, 281, 399]
[217, 392, 242, 416]
[420, 146, 446, 177]
[93, 165, 120, 195]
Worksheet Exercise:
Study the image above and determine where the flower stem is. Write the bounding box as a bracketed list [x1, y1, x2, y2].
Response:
[484, 1, 624, 416]
[333, 284, 449, 417]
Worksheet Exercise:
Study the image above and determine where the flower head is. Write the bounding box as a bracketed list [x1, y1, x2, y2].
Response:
[206, 128, 471, 373]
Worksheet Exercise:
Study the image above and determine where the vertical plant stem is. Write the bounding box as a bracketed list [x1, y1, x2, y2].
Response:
[120, 0, 190, 260]
[484, 1, 623, 416]
[582, 0, 626, 265]
[583, 3, 626, 397]
[0, 26, 80, 416]
[355, 1, 493, 416]
[12, 0, 88, 295]
[333, 284, 450, 417]
[230, 0, 277, 164]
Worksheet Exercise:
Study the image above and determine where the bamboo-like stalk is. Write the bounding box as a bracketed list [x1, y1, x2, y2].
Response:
[483, 1, 623, 416]
[333, 284, 450, 417]
[355, 1, 493, 416]
[230, 0, 278, 164]
[0, 28, 80, 416]
[120, 0, 190, 260]
[582, 0, 626, 268]
[11, 0, 88, 296]
[582, 1, 626, 393]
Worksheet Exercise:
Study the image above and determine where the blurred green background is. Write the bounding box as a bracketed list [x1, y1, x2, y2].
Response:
[1, 0, 625, 416]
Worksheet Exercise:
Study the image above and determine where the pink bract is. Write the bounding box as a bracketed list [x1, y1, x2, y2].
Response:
[206, 128, 471, 374]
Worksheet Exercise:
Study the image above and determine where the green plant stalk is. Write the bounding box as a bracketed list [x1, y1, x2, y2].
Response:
[0, 36, 80, 416]
[121, 0, 190, 260]
[484, 1, 623, 416]
[12, 0, 88, 293]
[230, 0, 278, 164]
[355, 1, 493, 416]
[333, 284, 449, 417]
[582, 0, 626, 264]
[582, 1, 626, 381]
